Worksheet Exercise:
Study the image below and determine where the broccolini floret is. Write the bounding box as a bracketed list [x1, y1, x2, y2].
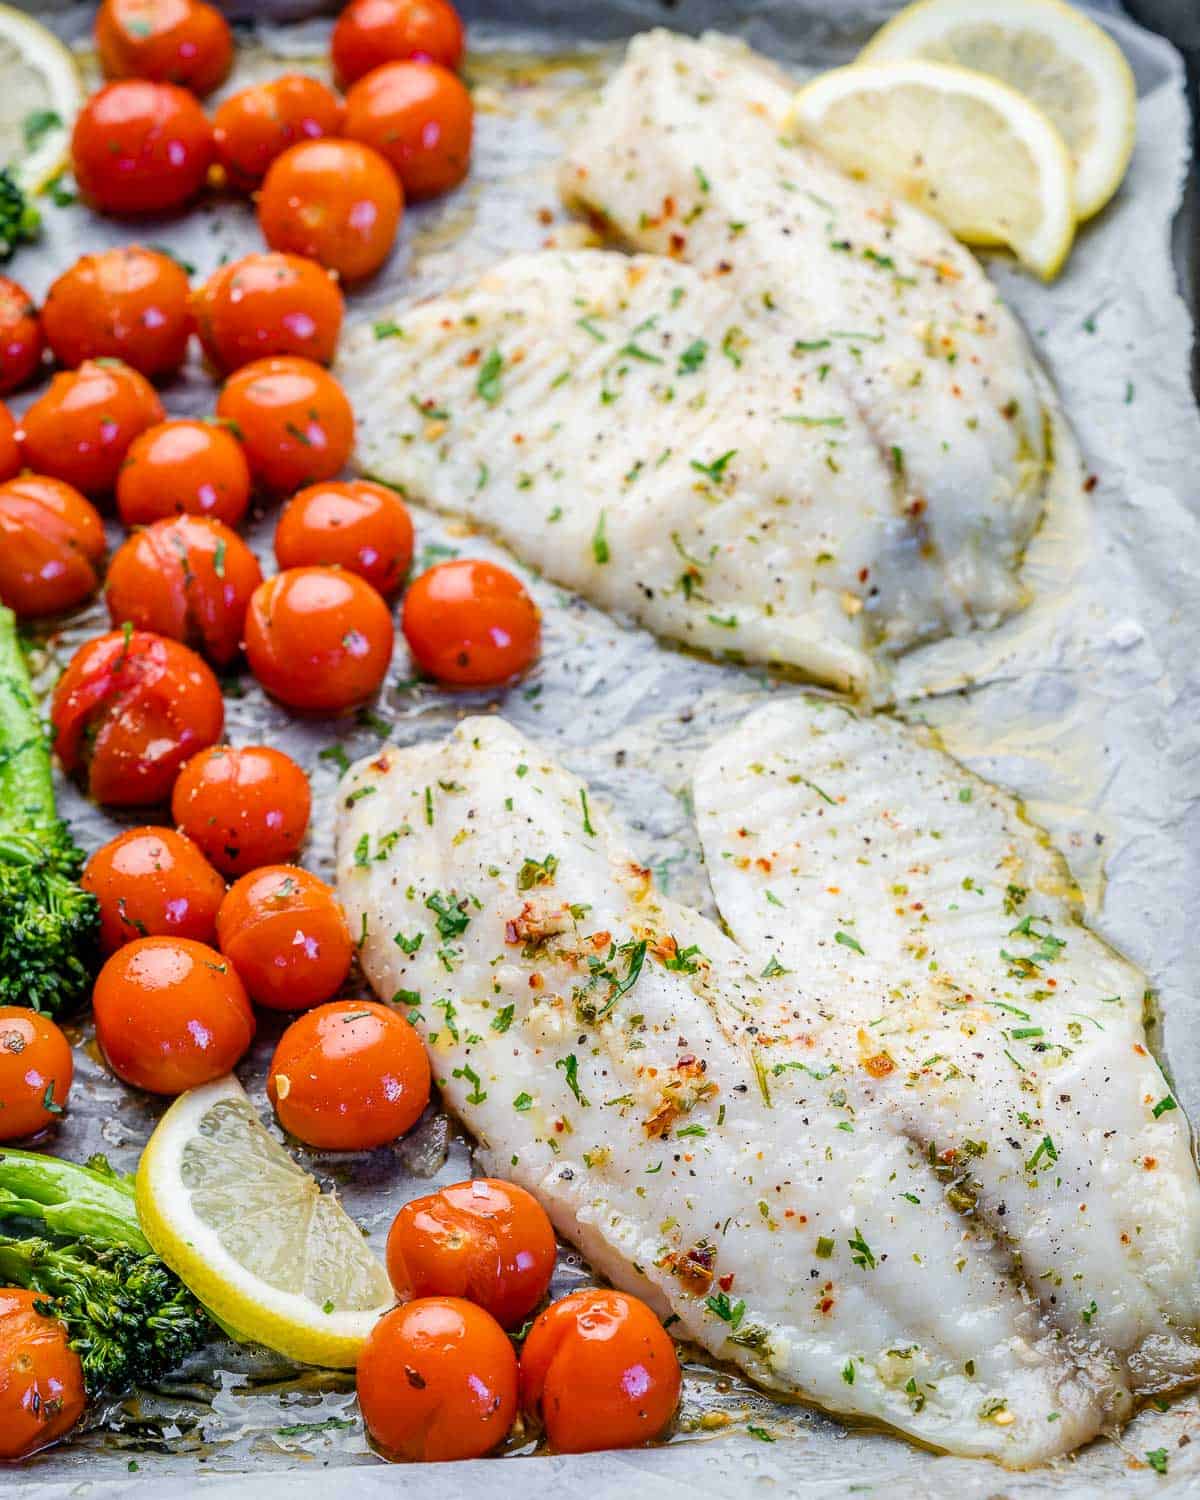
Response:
[0, 167, 40, 260]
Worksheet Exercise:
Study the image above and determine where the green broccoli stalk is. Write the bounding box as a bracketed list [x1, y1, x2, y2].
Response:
[0, 1150, 212, 1396]
[0, 606, 99, 1014]
[0, 168, 40, 260]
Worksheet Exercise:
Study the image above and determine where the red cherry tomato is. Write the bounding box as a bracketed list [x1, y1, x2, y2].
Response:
[82, 826, 227, 953]
[105, 515, 262, 665]
[520, 1289, 680, 1452]
[0, 403, 17, 482]
[213, 75, 345, 189]
[92, 935, 254, 1093]
[258, 139, 402, 284]
[216, 865, 352, 1011]
[244, 566, 394, 713]
[357, 1297, 517, 1462]
[0, 1009, 74, 1140]
[402, 558, 540, 687]
[266, 998, 430, 1149]
[0, 276, 43, 394]
[0, 475, 106, 619]
[215, 356, 355, 494]
[20, 358, 165, 496]
[172, 744, 312, 877]
[386, 1179, 555, 1328]
[274, 480, 413, 597]
[0, 1289, 87, 1460]
[116, 418, 251, 528]
[345, 61, 472, 201]
[51, 629, 225, 806]
[95, 0, 233, 97]
[42, 246, 192, 378]
[71, 80, 214, 216]
[193, 253, 344, 373]
[332, 0, 465, 88]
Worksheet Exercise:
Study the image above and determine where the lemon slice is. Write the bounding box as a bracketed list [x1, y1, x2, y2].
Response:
[136, 1075, 394, 1369]
[0, 4, 81, 192]
[786, 60, 1075, 280]
[860, 0, 1135, 220]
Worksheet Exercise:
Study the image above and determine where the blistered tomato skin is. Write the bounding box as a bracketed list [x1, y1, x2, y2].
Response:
[0, 276, 44, 394]
[402, 558, 540, 687]
[193, 253, 344, 373]
[42, 246, 192, 378]
[216, 865, 353, 1011]
[19, 359, 165, 496]
[117, 419, 252, 528]
[274, 480, 414, 597]
[216, 356, 355, 494]
[344, 61, 473, 201]
[0, 1008, 74, 1140]
[71, 80, 215, 216]
[0, 403, 18, 482]
[172, 744, 312, 877]
[0, 1290, 87, 1460]
[213, 75, 345, 189]
[332, 0, 466, 87]
[0, 476, 106, 619]
[95, 0, 233, 97]
[82, 826, 227, 953]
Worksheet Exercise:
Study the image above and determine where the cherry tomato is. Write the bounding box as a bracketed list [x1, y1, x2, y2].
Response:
[95, 0, 232, 97]
[51, 629, 225, 806]
[82, 826, 226, 954]
[72, 80, 214, 216]
[215, 356, 355, 493]
[345, 62, 472, 201]
[172, 744, 311, 876]
[386, 1179, 555, 1329]
[520, 1289, 680, 1452]
[0, 402, 17, 482]
[274, 480, 413, 597]
[258, 139, 402, 284]
[93, 935, 254, 1093]
[0, 276, 43, 394]
[42, 246, 192, 378]
[0, 1009, 74, 1141]
[244, 566, 394, 713]
[116, 418, 251, 528]
[0, 1289, 87, 1460]
[193, 253, 344, 373]
[402, 559, 539, 687]
[20, 358, 165, 496]
[0, 475, 106, 619]
[216, 865, 352, 1011]
[332, 0, 465, 88]
[357, 1297, 517, 1462]
[105, 515, 262, 666]
[213, 75, 345, 190]
[266, 998, 430, 1149]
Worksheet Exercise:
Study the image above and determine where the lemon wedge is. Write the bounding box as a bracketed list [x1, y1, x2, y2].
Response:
[786, 59, 1075, 279]
[860, 0, 1135, 220]
[136, 1075, 394, 1369]
[0, 4, 81, 192]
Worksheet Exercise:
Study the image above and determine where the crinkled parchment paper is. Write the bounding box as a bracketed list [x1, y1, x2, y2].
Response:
[10, 3, 1200, 1496]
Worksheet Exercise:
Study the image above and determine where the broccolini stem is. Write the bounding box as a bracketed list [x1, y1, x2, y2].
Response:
[0, 1150, 150, 1252]
[0, 606, 58, 843]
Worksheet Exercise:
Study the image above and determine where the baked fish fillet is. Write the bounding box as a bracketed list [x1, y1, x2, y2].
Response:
[694, 698, 1200, 1403]
[336, 717, 1118, 1464]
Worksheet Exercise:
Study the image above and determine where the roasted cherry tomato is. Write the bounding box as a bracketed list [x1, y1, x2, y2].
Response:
[0, 1009, 74, 1141]
[244, 566, 394, 713]
[20, 358, 165, 496]
[193, 253, 344, 373]
[258, 139, 402, 284]
[0, 402, 17, 482]
[92, 935, 254, 1093]
[172, 744, 311, 876]
[95, 0, 233, 97]
[0, 476, 106, 619]
[42, 246, 192, 378]
[51, 629, 225, 806]
[386, 1179, 555, 1329]
[520, 1289, 680, 1453]
[0, 1289, 87, 1460]
[105, 515, 262, 666]
[0, 276, 43, 394]
[215, 356, 355, 493]
[402, 558, 539, 687]
[213, 75, 345, 189]
[116, 418, 251, 528]
[332, 0, 465, 87]
[358, 1297, 516, 1462]
[266, 998, 430, 1149]
[82, 826, 227, 953]
[216, 865, 353, 1011]
[72, 80, 214, 216]
[274, 480, 413, 597]
[345, 61, 472, 201]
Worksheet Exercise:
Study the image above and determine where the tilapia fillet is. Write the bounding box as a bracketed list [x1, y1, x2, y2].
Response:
[337, 718, 1119, 1465]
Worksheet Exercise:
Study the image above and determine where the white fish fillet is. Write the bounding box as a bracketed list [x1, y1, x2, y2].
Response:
[336, 716, 1120, 1464]
[693, 697, 1200, 1402]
